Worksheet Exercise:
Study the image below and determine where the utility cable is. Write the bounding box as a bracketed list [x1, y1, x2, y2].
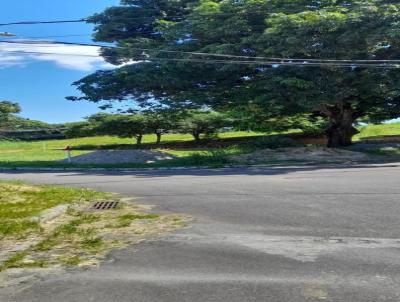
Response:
[1, 49, 399, 68]
[1, 40, 400, 64]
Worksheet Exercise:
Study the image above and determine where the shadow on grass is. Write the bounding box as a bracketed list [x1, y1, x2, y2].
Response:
[2, 136, 400, 171]
[2, 155, 400, 174]
[70, 134, 293, 151]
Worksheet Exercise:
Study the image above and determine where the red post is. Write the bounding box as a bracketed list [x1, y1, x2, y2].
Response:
[64, 146, 72, 162]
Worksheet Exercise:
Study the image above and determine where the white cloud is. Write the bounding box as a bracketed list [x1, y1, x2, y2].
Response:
[0, 54, 26, 69]
[0, 41, 110, 71]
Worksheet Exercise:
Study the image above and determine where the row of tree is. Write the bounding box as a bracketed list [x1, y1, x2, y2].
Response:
[0, 101, 326, 143]
[66, 111, 234, 145]
[0, 101, 63, 131]
[67, 0, 400, 147]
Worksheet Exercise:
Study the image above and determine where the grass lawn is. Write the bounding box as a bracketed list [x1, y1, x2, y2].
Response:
[0, 181, 107, 238]
[0, 131, 267, 168]
[355, 122, 400, 139]
[1, 125, 400, 169]
[0, 181, 184, 272]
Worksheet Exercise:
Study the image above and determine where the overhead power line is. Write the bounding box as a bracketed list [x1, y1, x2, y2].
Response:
[0, 19, 87, 27]
[143, 57, 400, 68]
[0, 49, 103, 58]
[1, 49, 399, 68]
[20, 34, 92, 39]
[0, 4, 392, 27]
[2, 40, 400, 65]
[0, 14, 281, 27]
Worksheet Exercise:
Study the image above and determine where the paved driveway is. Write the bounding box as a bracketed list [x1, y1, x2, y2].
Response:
[1, 164, 400, 301]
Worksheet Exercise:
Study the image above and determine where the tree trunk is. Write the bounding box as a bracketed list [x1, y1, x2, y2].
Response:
[324, 101, 360, 148]
[155, 132, 162, 144]
[192, 131, 201, 143]
[135, 135, 143, 146]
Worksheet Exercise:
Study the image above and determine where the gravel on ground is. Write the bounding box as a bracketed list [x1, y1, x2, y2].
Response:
[230, 147, 371, 164]
[60, 150, 175, 164]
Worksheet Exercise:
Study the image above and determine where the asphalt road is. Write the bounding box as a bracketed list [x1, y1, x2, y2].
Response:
[1, 164, 400, 301]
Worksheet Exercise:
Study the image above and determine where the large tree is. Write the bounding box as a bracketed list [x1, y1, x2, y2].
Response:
[70, 0, 400, 147]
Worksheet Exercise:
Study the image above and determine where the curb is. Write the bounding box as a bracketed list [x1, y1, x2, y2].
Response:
[0, 162, 399, 173]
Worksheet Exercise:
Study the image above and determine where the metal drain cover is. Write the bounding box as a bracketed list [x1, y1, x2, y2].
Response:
[92, 201, 119, 210]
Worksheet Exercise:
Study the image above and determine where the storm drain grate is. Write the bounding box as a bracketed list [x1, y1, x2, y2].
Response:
[92, 201, 119, 210]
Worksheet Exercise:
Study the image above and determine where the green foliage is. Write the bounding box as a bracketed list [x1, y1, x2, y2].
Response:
[0, 102, 63, 141]
[66, 111, 234, 144]
[178, 111, 234, 142]
[0, 101, 20, 116]
[6, 116, 56, 130]
[0, 101, 21, 129]
[64, 122, 95, 138]
[88, 113, 149, 145]
[69, 0, 400, 146]
[143, 109, 180, 143]
[292, 115, 328, 136]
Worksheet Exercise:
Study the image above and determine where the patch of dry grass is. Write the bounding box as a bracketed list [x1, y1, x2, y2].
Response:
[0, 181, 109, 238]
[0, 182, 186, 273]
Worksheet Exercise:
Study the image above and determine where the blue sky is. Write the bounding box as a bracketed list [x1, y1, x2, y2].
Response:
[0, 0, 120, 123]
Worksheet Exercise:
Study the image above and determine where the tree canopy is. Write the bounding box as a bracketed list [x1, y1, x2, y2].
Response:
[87, 113, 149, 145]
[0, 101, 21, 129]
[179, 110, 233, 142]
[70, 0, 400, 146]
[66, 111, 235, 145]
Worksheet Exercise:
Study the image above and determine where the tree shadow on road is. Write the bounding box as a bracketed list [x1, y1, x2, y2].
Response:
[2, 161, 399, 181]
